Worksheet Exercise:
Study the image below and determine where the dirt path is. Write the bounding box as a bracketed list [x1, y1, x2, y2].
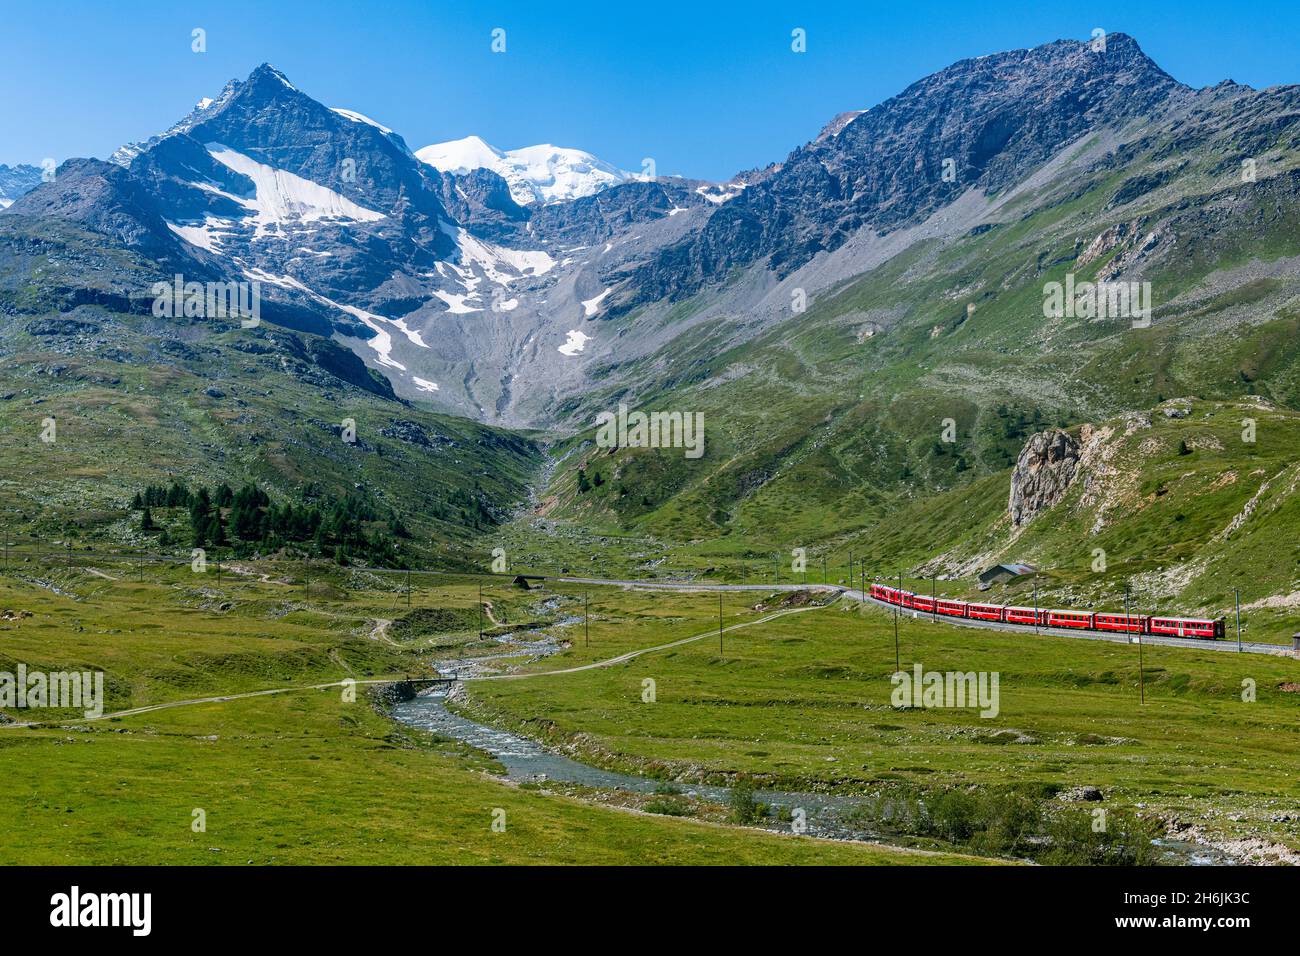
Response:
[474, 604, 823, 681]
[367, 618, 400, 647]
[328, 648, 354, 675]
[0, 677, 392, 729]
[1, 601, 828, 727]
[225, 563, 291, 585]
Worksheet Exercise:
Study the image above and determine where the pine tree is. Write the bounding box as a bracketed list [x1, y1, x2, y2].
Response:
[190, 487, 214, 547]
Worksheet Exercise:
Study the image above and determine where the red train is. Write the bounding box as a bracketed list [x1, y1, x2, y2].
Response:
[868, 584, 1225, 639]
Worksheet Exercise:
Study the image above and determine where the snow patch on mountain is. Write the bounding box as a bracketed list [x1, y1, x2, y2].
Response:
[558, 330, 591, 356]
[416, 135, 631, 205]
[440, 221, 555, 286]
[166, 217, 229, 252]
[581, 288, 612, 316]
[206, 144, 386, 237]
[331, 108, 393, 135]
[329, 107, 411, 153]
[242, 266, 425, 372]
[432, 289, 481, 314]
[696, 182, 746, 204]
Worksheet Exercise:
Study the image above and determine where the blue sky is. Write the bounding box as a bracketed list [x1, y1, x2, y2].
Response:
[4, 0, 1298, 179]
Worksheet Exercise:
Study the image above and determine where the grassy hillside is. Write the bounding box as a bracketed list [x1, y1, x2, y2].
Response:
[495, 399, 1300, 642]
[0, 221, 542, 568]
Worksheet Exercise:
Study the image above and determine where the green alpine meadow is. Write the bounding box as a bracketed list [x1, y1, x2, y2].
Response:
[1, 6, 1297, 908]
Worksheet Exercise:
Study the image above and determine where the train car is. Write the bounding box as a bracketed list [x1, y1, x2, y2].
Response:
[864, 578, 1224, 641]
[966, 602, 1003, 621]
[1147, 616, 1224, 639]
[911, 594, 937, 613]
[1003, 605, 1043, 626]
[1047, 609, 1094, 630]
[1094, 612, 1145, 634]
[936, 599, 968, 617]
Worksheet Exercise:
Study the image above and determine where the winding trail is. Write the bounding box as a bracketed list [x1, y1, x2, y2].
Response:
[1, 598, 827, 727]
[473, 603, 823, 681]
[367, 618, 399, 647]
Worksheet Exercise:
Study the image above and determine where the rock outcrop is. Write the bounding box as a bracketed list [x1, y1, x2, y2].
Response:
[1009, 429, 1080, 526]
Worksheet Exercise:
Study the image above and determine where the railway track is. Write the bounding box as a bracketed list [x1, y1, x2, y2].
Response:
[557, 576, 1294, 657]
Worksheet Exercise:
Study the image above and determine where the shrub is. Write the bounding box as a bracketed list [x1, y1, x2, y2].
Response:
[728, 778, 767, 825]
[846, 784, 1158, 864]
[643, 799, 693, 817]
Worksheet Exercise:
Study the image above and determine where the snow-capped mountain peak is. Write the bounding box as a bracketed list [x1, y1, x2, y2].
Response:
[416, 136, 631, 205]
[0, 163, 44, 208]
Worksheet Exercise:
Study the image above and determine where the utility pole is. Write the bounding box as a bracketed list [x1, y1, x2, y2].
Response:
[822, 554, 826, 585]
[406, 568, 412, 607]
[1130, 582, 1144, 704]
[932, 574, 937, 622]
[1235, 588, 1242, 652]
[894, 570, 901, 673]
[849, 549, 854, 587]
[1033, 583, 1039, 635]
[1138, 626, 1146, 704]
[718, 591, 724, 657]
[478, 581, 483, 639]
[585, 591, 590, 648]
